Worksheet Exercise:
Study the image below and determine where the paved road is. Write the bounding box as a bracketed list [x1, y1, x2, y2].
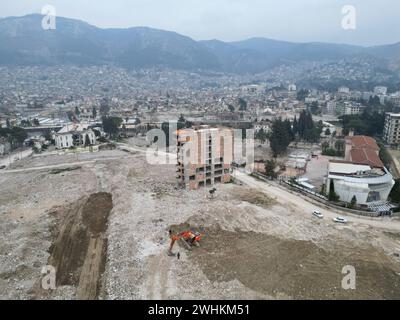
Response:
[233, 170, 400, 232]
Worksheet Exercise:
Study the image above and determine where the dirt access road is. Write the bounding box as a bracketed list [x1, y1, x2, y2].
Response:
[233, 170, 400, 232]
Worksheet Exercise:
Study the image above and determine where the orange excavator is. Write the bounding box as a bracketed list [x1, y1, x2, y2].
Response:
[168, 229, 204, 256]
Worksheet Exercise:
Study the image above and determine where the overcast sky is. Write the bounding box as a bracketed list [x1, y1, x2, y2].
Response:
[1, 0, 399, 46]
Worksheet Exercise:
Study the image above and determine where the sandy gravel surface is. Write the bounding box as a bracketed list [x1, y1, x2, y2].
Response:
[0, 148, 399, 299]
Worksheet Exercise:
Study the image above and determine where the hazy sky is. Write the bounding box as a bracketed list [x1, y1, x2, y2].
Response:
[1, 0, 399, 46]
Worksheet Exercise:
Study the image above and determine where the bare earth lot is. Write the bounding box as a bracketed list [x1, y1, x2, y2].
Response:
[0, 147, 400, 299]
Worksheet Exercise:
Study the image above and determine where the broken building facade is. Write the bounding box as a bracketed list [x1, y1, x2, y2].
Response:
[176, 126, 234, 190]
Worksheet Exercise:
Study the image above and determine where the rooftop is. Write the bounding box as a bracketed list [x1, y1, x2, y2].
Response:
[347, 135, 379, 151]
[345, 135, 384, 168]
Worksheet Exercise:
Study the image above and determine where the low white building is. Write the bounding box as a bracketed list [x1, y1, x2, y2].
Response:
[326, 161, 394, 206]
[326, 136, 395, 208]
[254, 121, 270, 133]
[374, 86, 388, 95]
[55, 123, 96, 149]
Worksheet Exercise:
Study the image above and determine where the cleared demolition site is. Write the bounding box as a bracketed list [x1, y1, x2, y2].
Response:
[1, 143, 400, 300]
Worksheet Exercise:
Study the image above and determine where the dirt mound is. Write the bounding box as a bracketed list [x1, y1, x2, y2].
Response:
[232, 189, 276, 208]
[32, 192, 113, 300]
[191, 227, 400, 299]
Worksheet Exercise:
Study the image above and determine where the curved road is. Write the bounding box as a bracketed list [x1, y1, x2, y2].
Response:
[233, 170, 400, 232]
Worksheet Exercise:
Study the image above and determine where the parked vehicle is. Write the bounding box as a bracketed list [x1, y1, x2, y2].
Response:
[333, 217, 348, 224]
[312, 210, 324, 219]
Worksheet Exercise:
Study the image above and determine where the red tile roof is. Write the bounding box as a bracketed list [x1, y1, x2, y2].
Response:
[347, 135, 379, 150]
[349, 148, 383, 168]
[346, 135, 383, 168]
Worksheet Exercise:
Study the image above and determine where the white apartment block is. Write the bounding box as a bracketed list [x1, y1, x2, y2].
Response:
[342, 102, 364, 115]
[374, 86, 388, 95]
[383, 113, 400, 145]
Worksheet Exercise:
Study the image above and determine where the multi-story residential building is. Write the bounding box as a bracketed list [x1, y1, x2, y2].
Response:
[384, 112, 400, 145]
[176, 126, 233, 190]
[374, 86, 388, 95]
[326, 101, 337, 114]
[390, 93, 400, 108]
[338, 86, 350, 94]
[342, 102, 364, 115]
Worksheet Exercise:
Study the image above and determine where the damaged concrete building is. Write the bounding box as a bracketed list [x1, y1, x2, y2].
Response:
[176, 126, 234, 190]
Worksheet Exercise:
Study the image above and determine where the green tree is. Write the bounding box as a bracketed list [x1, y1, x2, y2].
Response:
[292, 116, 298, 136]
[2, 127, 28, 150]
[100, 100, 110, 115]
[255, 128, 268, 144]
[297, 110, 321, 142]
[75, 106, 81, 116]
[269, 118, 292, 157]
[368, 95, 381, 107]
[92, 107, 97, 119]
[328, 180, 340, 202]
[389, 179, 400, 204]
[102, 116, 123, 138]
[238, 98, 247, 111]
[378, 142, 391, 168]
[309, 101, 320, 115]
[325, 128, 331, 136]
[297, 89, 309, 101]
[322, 141, 330, 152]
[66, 111, 75, 122]
[339, 111, 385, 137]
[349, 195, 357, 209]
[177, 114, 192, 129]
[228, 104, 235, 113]
[320, 183, 326, 196]
[84, 134, 92, 147]
[264, 160, 277, 180]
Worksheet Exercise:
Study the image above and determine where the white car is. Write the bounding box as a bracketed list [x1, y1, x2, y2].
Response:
[333, 217, 348, 224]
[312, 210, 324, 219]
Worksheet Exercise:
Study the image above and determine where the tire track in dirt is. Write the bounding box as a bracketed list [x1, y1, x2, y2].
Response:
[32, 192, 112, 299]
[146, 253, 170, 299]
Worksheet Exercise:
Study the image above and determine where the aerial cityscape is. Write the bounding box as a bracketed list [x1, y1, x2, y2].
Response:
[1, 1, 400, 304]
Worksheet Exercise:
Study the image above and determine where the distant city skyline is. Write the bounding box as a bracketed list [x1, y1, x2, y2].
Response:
[1, 0, 399, 46]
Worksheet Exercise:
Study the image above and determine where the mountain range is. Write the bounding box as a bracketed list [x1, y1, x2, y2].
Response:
[0, 14, 399, 74]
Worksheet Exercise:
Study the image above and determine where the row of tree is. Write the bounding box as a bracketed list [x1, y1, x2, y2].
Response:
[268, 111, 322, 157]
[0, 127, 28, 150]
[293, 110, 323, 143]
[19, 118, 40, 127]
[340, 111, 385, 137]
